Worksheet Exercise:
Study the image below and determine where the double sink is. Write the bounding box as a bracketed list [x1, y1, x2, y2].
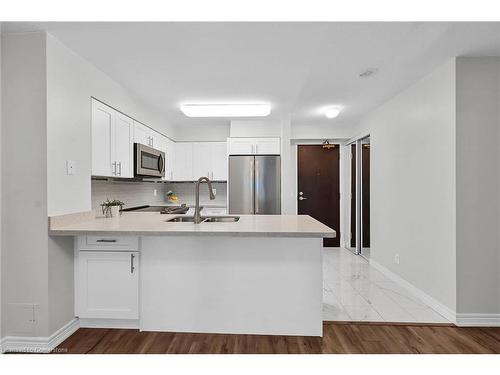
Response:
[165, 216, 240, 223]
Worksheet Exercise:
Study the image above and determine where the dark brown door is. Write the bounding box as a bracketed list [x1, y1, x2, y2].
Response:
[297, 145, 340, 247]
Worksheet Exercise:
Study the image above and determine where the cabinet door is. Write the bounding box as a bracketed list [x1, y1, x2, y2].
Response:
[78, 251, 139, 319]
[173, 142, 193, 181]
[254, 138, 280, 155]
[164, 138, 175, 181]
[228, 138, 255, 155]
[114, 113, 134, 178]
[133, 121, 151, 146]
[210, 142, 228, 180]
[150, 130, 164, 150]
[192, 142, 212, 180]
[91, 100, 114, 177]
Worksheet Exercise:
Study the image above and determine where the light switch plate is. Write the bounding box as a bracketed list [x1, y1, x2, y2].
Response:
[66, 160, 76, 175]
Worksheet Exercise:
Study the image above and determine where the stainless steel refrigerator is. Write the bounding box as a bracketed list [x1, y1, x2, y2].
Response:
[228, 155, 281, 215]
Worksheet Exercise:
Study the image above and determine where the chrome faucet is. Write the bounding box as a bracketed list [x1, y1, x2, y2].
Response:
[194, 176, 216, 224]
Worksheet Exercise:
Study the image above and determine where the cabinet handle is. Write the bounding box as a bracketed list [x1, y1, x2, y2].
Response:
[131, 253, 135, 274]
[112, 162, 117, 176]
[96, 239, 117, 243]
[117, 161, 122, 176]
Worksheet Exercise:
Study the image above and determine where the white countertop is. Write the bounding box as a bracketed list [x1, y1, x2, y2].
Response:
[49, 212, 336, 238]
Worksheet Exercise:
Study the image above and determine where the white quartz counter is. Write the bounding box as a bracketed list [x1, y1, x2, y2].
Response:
[49, 211, 336, 238]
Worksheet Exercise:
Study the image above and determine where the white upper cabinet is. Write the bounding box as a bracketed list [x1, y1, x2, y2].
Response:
[227, 138, 254, 155]
[91, 99, 133, 178]
[192, 142, 227, 181]
[134, 121, 161, 149]
[253, 138, 281, 155]
[133, 121, 164, 150]
[172, 142, 227, 182]
[133, 121, 151, 147]
[114, 113, 134, 178]
[164, 138, 175, 181]
[173, 142, 194, 181]
[192, 143, 212, 180]
[210, 142, 228, 180]
[227, 137, 280, 155]
[91, 100, 114, 177]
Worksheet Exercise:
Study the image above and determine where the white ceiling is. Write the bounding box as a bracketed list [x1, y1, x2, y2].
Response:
[4, 22, 500, 130]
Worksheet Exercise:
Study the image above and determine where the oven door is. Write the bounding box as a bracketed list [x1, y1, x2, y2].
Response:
[134, 143, 165, 177]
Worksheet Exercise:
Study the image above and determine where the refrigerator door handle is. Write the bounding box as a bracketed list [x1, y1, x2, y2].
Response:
[250, 157, 255, 214]
[255, 159, 259, 214]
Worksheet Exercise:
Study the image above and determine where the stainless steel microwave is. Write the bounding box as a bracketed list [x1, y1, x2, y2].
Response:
[134, 143, 165, 178]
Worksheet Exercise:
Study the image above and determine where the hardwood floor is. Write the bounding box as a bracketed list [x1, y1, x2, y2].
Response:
[54, 322, 500, 354]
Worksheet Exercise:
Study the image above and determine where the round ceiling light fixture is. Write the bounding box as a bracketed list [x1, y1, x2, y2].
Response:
[325, 106, 341, 119]
[359, 67, 379, 79]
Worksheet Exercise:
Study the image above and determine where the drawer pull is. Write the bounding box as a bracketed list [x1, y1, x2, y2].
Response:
[96, 239, 117, 243]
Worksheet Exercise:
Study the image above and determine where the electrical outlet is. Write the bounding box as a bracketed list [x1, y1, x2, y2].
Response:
[394, 254, 400, 265]
[66, 160, 76, 175]
[153, 189, 157, 197]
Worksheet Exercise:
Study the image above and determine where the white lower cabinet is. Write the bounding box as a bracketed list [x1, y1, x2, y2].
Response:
[77, 251, 139, 320]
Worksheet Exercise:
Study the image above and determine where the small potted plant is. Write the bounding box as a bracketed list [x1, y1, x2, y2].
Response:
[100, 199, 125, 218]
[166, 190, 179, 203]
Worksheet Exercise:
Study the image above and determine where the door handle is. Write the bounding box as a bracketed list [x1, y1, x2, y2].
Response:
[298, 196, 308, 200]
[158, 154, 164, 174]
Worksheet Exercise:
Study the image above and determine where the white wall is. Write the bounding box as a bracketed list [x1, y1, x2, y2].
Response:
[291, 123, 354, 140]
[355, 59, 457, 312]
[230, 119, 282, 137]
[46, 34, 175, 216]
[455, 57, 500, 315]
[2, 32, 51, 337]
[174, 124, 229, 141]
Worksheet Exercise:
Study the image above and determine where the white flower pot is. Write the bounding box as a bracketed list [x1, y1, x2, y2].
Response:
[110, 206, 121, 218]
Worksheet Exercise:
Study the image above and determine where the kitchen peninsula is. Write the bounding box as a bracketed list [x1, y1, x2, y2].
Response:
[49, 212, 335, 337]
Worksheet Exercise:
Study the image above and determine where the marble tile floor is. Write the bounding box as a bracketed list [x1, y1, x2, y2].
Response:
[323, 248, 450, 323]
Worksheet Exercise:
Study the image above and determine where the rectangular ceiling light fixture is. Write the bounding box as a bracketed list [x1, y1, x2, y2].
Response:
[180, 103, 271, 117]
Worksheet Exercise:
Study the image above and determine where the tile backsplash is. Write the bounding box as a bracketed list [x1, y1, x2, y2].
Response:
[91, 179, 227, 209]
[165, 182, 227, 207]
[91, 179, 168, 209]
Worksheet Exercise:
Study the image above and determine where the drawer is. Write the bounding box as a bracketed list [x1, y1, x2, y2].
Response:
[77, 235, 139, 251]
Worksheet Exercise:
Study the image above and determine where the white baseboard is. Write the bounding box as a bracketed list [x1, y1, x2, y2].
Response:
[456, 314, 500, 327]
[79, 318, 139, 329]
[1, 318, 80, 353]
[369, 259, 457, 324]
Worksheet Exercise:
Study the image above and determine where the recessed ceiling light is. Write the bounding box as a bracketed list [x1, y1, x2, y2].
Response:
[359, 68, 379, 78]
[180, 103, 271, 117]
[325, 107, 341, 119]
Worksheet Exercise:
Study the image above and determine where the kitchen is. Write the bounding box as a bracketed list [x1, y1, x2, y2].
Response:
[1, 20, 500, 357]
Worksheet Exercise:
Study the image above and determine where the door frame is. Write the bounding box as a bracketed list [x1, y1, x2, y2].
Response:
[292, 139, 347, 248]
[344, 133, 370, 256]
